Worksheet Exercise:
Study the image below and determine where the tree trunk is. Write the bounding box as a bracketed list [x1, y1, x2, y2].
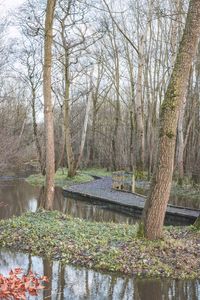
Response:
[55, 123, 65, 172]
[112, 100, 120, 171]
[176, 97, 187, 185]
[76, 91, 91, 170]
[109, 22, 120, 171]
[31, 87, 45, 175]
[129, 110, 134, 171]
[135, 36, 145, 171]
[194, 215, 200, 229]
[63, 50, 91, 176]
[125, 40, 135, 171]
[63, 51, 76, 178]
[89, 102, 97, 164]
[43, 0, 56, 209]
[143, 0, 200, 240]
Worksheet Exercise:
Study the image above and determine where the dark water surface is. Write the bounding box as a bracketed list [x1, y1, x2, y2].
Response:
[0, 179, 136, 223]
[1, 250, 200, 300]
[0, 179, 200, 299]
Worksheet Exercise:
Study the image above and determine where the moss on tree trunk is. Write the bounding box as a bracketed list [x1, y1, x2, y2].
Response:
[194, 216, 200, 229]
[142, 0, 200, 240]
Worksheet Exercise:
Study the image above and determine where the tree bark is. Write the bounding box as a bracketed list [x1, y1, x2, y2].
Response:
[63, 51, 76, 178]
[135, 35, 145, 171]
[111, 25, 120, 171]
[31, 87, 45, 175]
[194, 215, 200, 229]
[143, 0, 200, 240]
[89, 100, 97, 164]
[43, 0, 56, 209]
[76, 91, 91, 170]
[176, 97, 187, 185]
[124, 40, 135, 171]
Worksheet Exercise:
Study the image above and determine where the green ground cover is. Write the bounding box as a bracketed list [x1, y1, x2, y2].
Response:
[82, 167, 112, 177]
[0, 211, 199, 279]
[26, 168, 94, 187]
[26, 168, 112, 187]
[171, 182, 200, 201]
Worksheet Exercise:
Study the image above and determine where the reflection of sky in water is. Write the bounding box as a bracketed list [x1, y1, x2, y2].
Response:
[28, 198, 38, 212]
[0, 250, 200, 299]
[0, 251, 43, 276]
[51, 262, 59, 297]
[0, 251, 136, 299]
[0, 180, 136, 224]
[0, 181, 200, 299]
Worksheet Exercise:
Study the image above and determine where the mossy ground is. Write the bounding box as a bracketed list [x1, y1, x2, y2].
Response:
[26, 168, 111, 187]
[0, 211, 199, 279]
[171, 182, 200, 201]
[82, 167, 112, 177]
[136, 179, 200, 205]
[26, 168, 94, 187]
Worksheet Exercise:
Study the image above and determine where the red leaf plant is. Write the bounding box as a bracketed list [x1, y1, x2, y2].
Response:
[0, 268, 48, 299]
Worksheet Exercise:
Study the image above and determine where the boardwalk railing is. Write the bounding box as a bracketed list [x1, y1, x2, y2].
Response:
[112, 171, 135, 193]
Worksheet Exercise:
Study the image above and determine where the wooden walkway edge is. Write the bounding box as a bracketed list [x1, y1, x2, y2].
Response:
[63, 177, 200, 225]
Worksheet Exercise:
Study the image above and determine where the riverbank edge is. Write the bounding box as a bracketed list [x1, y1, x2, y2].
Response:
[26, 169, 200, 205]
[25, 168, 112, 187]
[26, 169, 94, 187]
[0, 211, 199, 280]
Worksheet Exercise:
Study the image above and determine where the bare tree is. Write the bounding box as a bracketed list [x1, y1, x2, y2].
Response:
[143, 0, 200, 240]
[54, 0, 97, 176]
[43, 0, 57, 209]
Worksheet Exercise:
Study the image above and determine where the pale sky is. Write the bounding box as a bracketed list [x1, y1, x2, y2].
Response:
[0, 0, 26, 38]
[0, 0, 25, 16]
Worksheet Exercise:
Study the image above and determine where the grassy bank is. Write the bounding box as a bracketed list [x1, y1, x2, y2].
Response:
[171, 183, 200, 201]
[26, 168, 111, 187]
[82, 167, 112, 177]
[26, 168, 93, 187]
[136, 180, 200, 206]
[0, 211, 199, 279]
[27, 168, 200, 202]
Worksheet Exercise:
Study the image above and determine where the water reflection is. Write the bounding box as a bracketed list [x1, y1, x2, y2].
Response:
[0, 180, 135, 224]
[136, 186, 200, 209]
[0, 250, 199, 300]
[37, 186, 136, 224]
[0, 179, 199, 224]
[0, 182, 200, 300]
[0, 180, 40, 219]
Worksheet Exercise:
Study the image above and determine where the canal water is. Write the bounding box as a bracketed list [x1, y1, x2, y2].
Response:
[0, 179, 200, 299]
[0, 179, 135, 223]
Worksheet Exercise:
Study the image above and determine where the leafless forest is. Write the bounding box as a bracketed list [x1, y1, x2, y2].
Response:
[0, 0, 199, 183]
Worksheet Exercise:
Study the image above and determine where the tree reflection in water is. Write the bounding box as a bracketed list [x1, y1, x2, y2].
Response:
[0, 180, 39, 219]
[0, 179, 136, 224]
[38, 186, 137, 224]
[1, 180, 200, 299]
[1, 179, 200, 223]
[0, 250, 199, 300]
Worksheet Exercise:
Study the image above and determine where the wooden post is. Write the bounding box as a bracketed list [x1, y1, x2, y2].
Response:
[131, 173, 135, 193]
[112, 171, 135, 193]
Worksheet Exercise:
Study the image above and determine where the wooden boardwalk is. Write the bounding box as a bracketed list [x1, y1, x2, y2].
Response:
[63, 177, 200, 225]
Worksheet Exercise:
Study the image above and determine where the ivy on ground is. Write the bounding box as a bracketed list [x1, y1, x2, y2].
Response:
[0, 211, 199, 279]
